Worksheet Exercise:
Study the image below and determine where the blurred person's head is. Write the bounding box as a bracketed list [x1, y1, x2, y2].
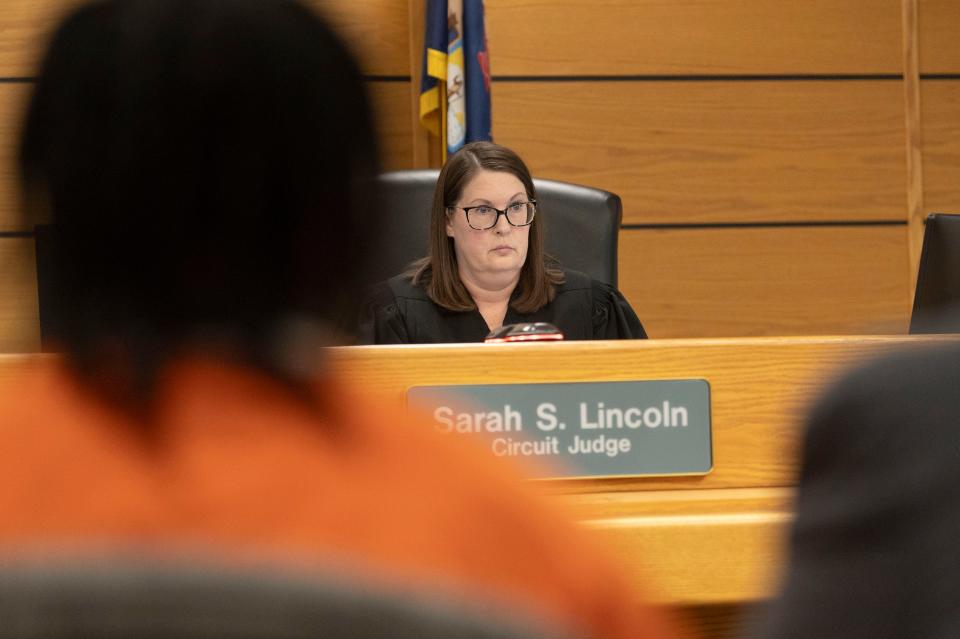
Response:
[18, 0, 380, 398]
[412, 142, 561, 313]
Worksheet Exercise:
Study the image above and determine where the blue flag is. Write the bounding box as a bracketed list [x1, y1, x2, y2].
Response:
[419, 0, 492, 159]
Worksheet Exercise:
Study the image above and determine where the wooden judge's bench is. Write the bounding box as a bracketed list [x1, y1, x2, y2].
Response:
[0, 336, 951, 638]
[328, 335, 954, 638]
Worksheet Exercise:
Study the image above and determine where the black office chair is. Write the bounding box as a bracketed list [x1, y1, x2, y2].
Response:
[910, 213, 960, 334]
[0, 559, 573, 639]
[371, 170, 622, 287]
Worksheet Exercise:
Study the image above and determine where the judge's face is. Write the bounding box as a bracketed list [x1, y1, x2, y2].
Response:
[445, 169, 531, 287]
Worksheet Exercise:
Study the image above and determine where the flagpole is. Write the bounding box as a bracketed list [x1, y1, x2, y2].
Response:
[440, 82, 447, 164]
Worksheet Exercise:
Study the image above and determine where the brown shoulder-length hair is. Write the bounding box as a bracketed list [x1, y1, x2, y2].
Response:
[408, 141, 564, 313]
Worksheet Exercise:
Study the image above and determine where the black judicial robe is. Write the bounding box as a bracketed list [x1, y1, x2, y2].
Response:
[358, 269, 647, 344]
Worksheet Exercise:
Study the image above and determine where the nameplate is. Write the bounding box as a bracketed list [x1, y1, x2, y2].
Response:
[406, 380, 712, 480]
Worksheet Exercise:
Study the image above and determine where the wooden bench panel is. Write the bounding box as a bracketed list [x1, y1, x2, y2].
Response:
[0, 238, 39, 353]
[493, 80, 907, 224]
[575, 487, 792, 604]
[618, 226, 912, 338]
[331, 337, 929, 494]
[326, 336, 955, 604]
[0, 0, 410, 78]
[486, 0, 902, 76]
[921, 80, 960, 215]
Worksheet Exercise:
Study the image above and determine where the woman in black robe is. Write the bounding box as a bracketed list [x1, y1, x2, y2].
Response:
[359, 142, 646, 344]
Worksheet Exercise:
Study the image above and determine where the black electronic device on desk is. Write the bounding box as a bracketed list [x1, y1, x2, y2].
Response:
[484, 323, 564, 344]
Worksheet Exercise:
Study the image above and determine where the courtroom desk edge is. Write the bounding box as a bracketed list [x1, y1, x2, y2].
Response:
[339, 334, 960, 353]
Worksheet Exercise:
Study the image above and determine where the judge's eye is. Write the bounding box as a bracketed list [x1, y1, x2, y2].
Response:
[508, 202, 525, 212]
[473, 206, 496, 216]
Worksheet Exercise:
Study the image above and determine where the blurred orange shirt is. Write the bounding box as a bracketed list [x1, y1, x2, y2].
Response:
[0, 356, 680, 639]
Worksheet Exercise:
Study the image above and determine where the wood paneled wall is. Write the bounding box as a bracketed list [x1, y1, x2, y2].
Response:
[920, 0, 960, 221]
[0, 0, 417, 352]
[488, 0, 925, 338]
[1, 0, 958, 350]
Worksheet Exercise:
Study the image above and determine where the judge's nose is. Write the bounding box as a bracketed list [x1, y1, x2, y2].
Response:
[493, 212, 512, 235]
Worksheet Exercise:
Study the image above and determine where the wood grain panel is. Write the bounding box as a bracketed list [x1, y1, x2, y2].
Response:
[0, 84, 28, 232]
[919, 0, 960, 73]
[672, 602, 764, 639]
[673, 603, 759, 639]
[575, 488, 792, 604]
[619, 226, 912, 338]
[0, 238, 39, 353]
[494, 81, 907, 224]
[331, 337, 937, 494]
[921, 80, 960, 215]
[0, 0, 410, 78]
[486, 0, 902, 76]
[309, 0, 410, 76]
[368, 81, 414, 170]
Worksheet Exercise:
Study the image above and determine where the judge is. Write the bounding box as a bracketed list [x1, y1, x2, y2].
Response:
[360, 142, 646, 343]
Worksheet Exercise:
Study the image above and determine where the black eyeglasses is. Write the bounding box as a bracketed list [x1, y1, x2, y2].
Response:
[447, 201, 537, 231]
